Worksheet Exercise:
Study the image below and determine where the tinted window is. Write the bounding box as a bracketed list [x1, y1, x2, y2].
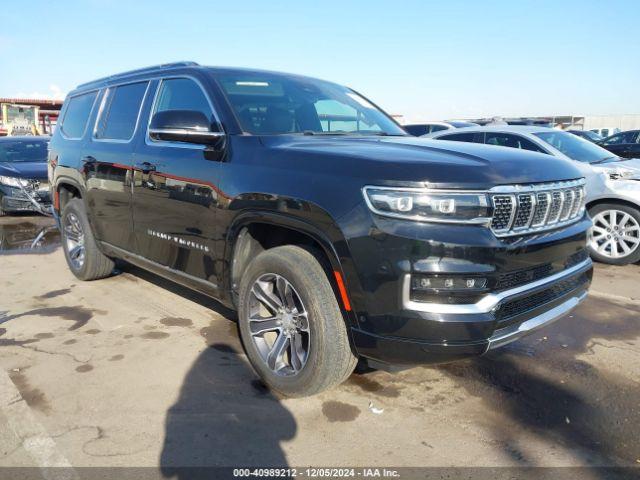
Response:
[61, 91, 97, 139]
[484, 133, 546, 153]
[154, 78, 213, 121]
[534, 131, 615, 163]
[404, 125, 428, 136]
[0, 139, 49, 163]
[217, 73, 405, 136]
[430, 125, 448, 133]
[95, 82, 148, 140]
[602, 131, 636, 145]
[437, 132, 476, 142]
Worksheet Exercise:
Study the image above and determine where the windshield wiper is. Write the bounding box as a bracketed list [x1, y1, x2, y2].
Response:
[591, 156, 618, 164]
[302, 131, 350, 136]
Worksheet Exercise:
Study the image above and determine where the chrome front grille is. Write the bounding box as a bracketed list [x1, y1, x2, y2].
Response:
[490, 179, 586, 237]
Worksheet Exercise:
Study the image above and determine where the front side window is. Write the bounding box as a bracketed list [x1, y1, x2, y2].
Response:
[0, 140, 49, 163]
[61, 91, 98, 139]
[95, 82, 148, 141]
[153, 78, 214, 122]
[217, 73, 405, 136]
[429, 125, 448, 133]
[534, 131, 616, 163]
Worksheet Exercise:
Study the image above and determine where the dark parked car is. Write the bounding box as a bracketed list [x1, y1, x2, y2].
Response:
[567, 129, 603, 143]
[0, 136, 52, 216]
[403, 120, 478, 136]
[598, 130, 640, 159]
[49, 62, 592, 396]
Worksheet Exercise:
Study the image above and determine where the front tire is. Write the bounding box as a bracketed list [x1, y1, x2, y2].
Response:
[238, 245, 357, 397]
[61, 198, 115, 280]
[588, 203, 640, 265]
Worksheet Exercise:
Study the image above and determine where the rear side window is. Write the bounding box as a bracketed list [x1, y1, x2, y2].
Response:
[95, 82, 148, 141]
[484, 133, 546, 153]
[61, 91, 98, 139]
[437, 132, 476, 142]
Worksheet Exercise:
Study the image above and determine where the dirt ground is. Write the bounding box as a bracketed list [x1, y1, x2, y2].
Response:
[0, 215, 639, 475]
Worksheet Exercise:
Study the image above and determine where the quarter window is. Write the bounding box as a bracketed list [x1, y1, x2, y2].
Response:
[438, 132, 477, 142]
[95, 82, 148, 141]
[61, 91, 98, 139]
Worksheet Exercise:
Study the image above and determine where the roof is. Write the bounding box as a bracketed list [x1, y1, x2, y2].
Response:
[431, 125, 557, 136]
[0, 135, 50, 142]
[0, 98, 63, 106]
[74, 61, 343, 93]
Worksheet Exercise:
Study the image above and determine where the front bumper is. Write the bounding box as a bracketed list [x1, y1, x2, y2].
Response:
[0, 185, 52, 215]
[344, 213, 593, 366]
[351, 259, 591, 366]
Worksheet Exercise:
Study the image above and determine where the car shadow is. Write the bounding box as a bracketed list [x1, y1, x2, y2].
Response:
[159, 343, 296, 477]
[438, 295, 640, 469]
[118, 263, 296, 475]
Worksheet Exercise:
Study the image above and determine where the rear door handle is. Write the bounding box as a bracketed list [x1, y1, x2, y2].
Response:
[134, 162, 156, 173]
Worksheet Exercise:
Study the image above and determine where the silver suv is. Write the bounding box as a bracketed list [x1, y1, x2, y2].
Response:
[427, 125, 640, 265]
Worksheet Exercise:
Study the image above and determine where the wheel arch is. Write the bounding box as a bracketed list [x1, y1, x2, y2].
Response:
[586, 197, 640, 213]
[225, 211, 357, 326]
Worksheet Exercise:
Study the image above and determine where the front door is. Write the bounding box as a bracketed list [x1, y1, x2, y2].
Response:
[131, 77, 221, 286]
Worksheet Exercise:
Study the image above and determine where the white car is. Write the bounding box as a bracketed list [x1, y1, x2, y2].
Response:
[427, 125, 640, 265]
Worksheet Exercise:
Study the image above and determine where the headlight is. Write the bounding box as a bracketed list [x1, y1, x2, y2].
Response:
[363, 186, 491, 224]
[593, 166, 635, 181]
[0, 176, 29, 188]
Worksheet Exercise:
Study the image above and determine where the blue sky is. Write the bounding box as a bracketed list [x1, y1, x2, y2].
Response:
[2, 0, 638, 121]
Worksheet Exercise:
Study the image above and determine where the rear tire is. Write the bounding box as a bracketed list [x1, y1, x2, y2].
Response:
[60, 198, 115, 280]
[238, 245, 357, 397]
[588, 203, 640, 265]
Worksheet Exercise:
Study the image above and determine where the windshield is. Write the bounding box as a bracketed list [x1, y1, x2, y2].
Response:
[533, 131, 615, 163]
[217, 73, 406, 136]
[0, 139, 49, 163]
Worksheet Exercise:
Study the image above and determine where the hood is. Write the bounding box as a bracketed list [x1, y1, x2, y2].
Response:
[261, 135, 584, 188]
[0, 161, 48, 180]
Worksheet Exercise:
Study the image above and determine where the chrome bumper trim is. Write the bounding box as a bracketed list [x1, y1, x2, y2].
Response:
[402, 257, 592, 314]
[487, 290, 588, 350]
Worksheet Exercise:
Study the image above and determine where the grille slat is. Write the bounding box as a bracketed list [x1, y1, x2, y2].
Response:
[490, 180, 585, 237]
[496, 272, 589, 324]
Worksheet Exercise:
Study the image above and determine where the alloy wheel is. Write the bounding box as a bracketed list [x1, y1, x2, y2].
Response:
[247, 273, 310, 376]
[63, 212, 86, 269]
[589, 209, 640, 259]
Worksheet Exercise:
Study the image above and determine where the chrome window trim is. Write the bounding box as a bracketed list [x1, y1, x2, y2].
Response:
[145, 76, 224, 150]
[59, 89, 100, 141]
[92, 80, 151, 144]
[401, 257, 592, 315]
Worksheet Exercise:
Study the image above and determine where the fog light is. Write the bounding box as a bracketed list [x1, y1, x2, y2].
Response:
[411, 275, 488, 291]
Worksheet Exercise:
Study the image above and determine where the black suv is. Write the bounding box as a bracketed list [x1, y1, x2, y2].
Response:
[49, 62, 593, 396]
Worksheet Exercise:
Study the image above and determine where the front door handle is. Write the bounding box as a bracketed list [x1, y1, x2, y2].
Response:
[134, 162, 156, 173]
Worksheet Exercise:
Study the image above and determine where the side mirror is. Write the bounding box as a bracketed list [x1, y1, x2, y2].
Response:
[149, 110, 225, 148]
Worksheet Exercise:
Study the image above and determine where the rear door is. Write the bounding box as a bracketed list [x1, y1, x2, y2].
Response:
[628, 131, 640, 159]
[131, 76, 222, 284]
[82, 81, 150, 251]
